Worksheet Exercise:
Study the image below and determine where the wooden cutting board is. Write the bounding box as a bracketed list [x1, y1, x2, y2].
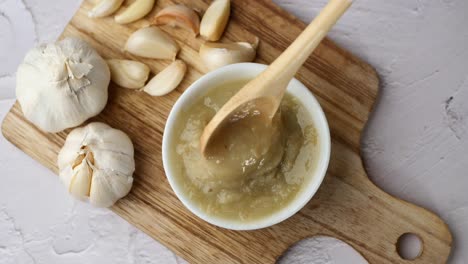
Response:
[1, 0, 452, 263]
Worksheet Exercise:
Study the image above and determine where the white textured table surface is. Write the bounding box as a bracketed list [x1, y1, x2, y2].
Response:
[1, 0, 467, 263]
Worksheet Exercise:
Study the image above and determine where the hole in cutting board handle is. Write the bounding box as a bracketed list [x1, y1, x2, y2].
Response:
[396, 233, 423, 260]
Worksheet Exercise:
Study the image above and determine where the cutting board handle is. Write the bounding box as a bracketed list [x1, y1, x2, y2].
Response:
[277, 171, 452, 263]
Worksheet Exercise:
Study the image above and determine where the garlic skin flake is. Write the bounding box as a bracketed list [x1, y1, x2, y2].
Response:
[107, 59, 150, 89]
[199, 40, 258, 71]
[200, 0, 230, 41]
[58, 122, 135, 208]
[88, 0, 124, 18]
[115, 0, 155, 24]
[152, 5, 200, 35]
[125, 26, 180, 60]
[143, 60, 186, 96]
[16, 37, 110, 133]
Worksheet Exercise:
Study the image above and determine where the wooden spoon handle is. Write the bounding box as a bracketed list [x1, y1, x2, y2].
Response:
[262, 0, 352, 90]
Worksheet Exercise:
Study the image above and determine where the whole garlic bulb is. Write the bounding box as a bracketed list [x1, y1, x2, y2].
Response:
[58, 122, 135, 207]
[16, 37, 110, 133]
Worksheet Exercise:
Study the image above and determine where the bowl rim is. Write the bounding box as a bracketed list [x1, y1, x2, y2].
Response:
[162, 63, 331, 230]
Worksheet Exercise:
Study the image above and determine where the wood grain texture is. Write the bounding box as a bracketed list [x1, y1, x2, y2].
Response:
[1, 0, 452, 263]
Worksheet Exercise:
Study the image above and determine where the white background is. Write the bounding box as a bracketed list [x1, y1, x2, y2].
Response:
[1, 0, 467, 263]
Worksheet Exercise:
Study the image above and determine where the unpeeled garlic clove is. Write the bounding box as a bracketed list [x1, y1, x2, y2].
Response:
[88, 0, 124, 18]
[200, 0, 230, 41]
[151, 5, 200, 35]
[125, 26, 180, 60]
[115, 0, 155, 24]
[199, 38, 259, 71]
[68, 156, 93, 199]
[143, 60, 186, 96]
[107, 59, 150, 89]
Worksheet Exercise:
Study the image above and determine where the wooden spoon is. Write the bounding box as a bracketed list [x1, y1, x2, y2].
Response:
[200, 0, 352, 155]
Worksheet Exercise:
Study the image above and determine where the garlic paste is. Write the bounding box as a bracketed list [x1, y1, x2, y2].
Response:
[169, 80, 320, 221]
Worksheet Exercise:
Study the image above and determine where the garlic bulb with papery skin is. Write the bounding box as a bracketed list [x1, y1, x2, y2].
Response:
[58, 122, 135, 208]
[16, 37, 110, 133]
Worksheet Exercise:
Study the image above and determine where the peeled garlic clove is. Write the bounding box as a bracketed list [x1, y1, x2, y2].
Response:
[16, 37, 110, 133]
[115, 0, 155, 24]
[151, 5, 200, 35]
[107, 59, 150, 89]
[199, 39, 258, 71]
[125, 26, 180, 60]
[88, 0, 124, 18]
[200, 0, 230, 41]
[143, 60, 186, 96]
[58, 122, 135, 208]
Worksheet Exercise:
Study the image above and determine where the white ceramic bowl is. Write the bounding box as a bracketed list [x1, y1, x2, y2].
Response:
[162, 63, 331, 230]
